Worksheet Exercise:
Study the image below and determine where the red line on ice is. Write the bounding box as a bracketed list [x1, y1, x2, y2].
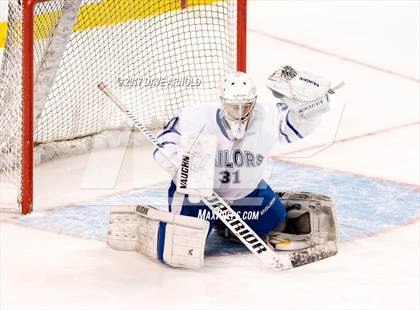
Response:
[271, 158, 419, 189]
[272, 121, 420, 158]
[250, 28, 420, 83]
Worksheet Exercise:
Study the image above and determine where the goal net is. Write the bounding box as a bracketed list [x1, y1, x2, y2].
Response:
[0, 0, 246, 213]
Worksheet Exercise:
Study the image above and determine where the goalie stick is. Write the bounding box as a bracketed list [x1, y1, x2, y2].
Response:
[98, 82, 293, 271]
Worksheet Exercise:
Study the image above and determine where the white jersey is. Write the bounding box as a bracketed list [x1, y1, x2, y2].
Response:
[154, 100, 321, 200]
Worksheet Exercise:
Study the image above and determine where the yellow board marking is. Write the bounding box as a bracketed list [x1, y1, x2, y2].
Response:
[0, 22, 6, 48]
[0, 22, 7, 48]
[0, 0, 223, 49]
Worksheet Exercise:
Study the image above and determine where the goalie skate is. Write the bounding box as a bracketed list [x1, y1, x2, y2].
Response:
[269, 191, 338, 267]
[214, 191, 339, 268]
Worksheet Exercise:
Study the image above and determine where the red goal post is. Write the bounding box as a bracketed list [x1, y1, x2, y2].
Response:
[0, 0, 247, 214]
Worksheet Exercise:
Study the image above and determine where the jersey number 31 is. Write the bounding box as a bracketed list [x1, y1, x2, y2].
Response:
[219, 171, 240, 184]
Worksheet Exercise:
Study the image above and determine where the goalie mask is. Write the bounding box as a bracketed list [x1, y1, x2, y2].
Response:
[219, 72, 257, 140]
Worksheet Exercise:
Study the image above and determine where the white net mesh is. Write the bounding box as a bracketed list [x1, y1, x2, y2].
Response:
[0, 0, 240, 211]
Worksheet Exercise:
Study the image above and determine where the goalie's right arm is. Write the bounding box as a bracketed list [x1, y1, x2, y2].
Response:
[153, 116, 181, 176]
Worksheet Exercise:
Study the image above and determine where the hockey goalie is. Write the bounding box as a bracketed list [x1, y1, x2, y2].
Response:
[107, 66, 339, 269]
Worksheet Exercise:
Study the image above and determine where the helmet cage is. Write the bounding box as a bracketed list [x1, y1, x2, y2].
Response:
[220, 96, 256, 140]
[220, 97, 257, 122]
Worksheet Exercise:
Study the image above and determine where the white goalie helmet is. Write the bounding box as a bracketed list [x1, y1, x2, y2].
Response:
[219, 72, 257, 140]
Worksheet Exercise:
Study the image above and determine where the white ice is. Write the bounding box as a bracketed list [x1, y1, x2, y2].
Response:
[1, 1, 419, 309]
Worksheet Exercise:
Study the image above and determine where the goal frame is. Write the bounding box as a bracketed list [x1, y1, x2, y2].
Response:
[19, 0, 247, 214]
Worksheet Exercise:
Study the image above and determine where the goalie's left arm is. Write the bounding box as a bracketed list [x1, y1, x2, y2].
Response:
[267, 65, 338, 144]
[275, 101, 324, 144]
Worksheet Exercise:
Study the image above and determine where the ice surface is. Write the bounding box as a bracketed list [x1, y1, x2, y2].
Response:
[1, 1, 419, 309]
